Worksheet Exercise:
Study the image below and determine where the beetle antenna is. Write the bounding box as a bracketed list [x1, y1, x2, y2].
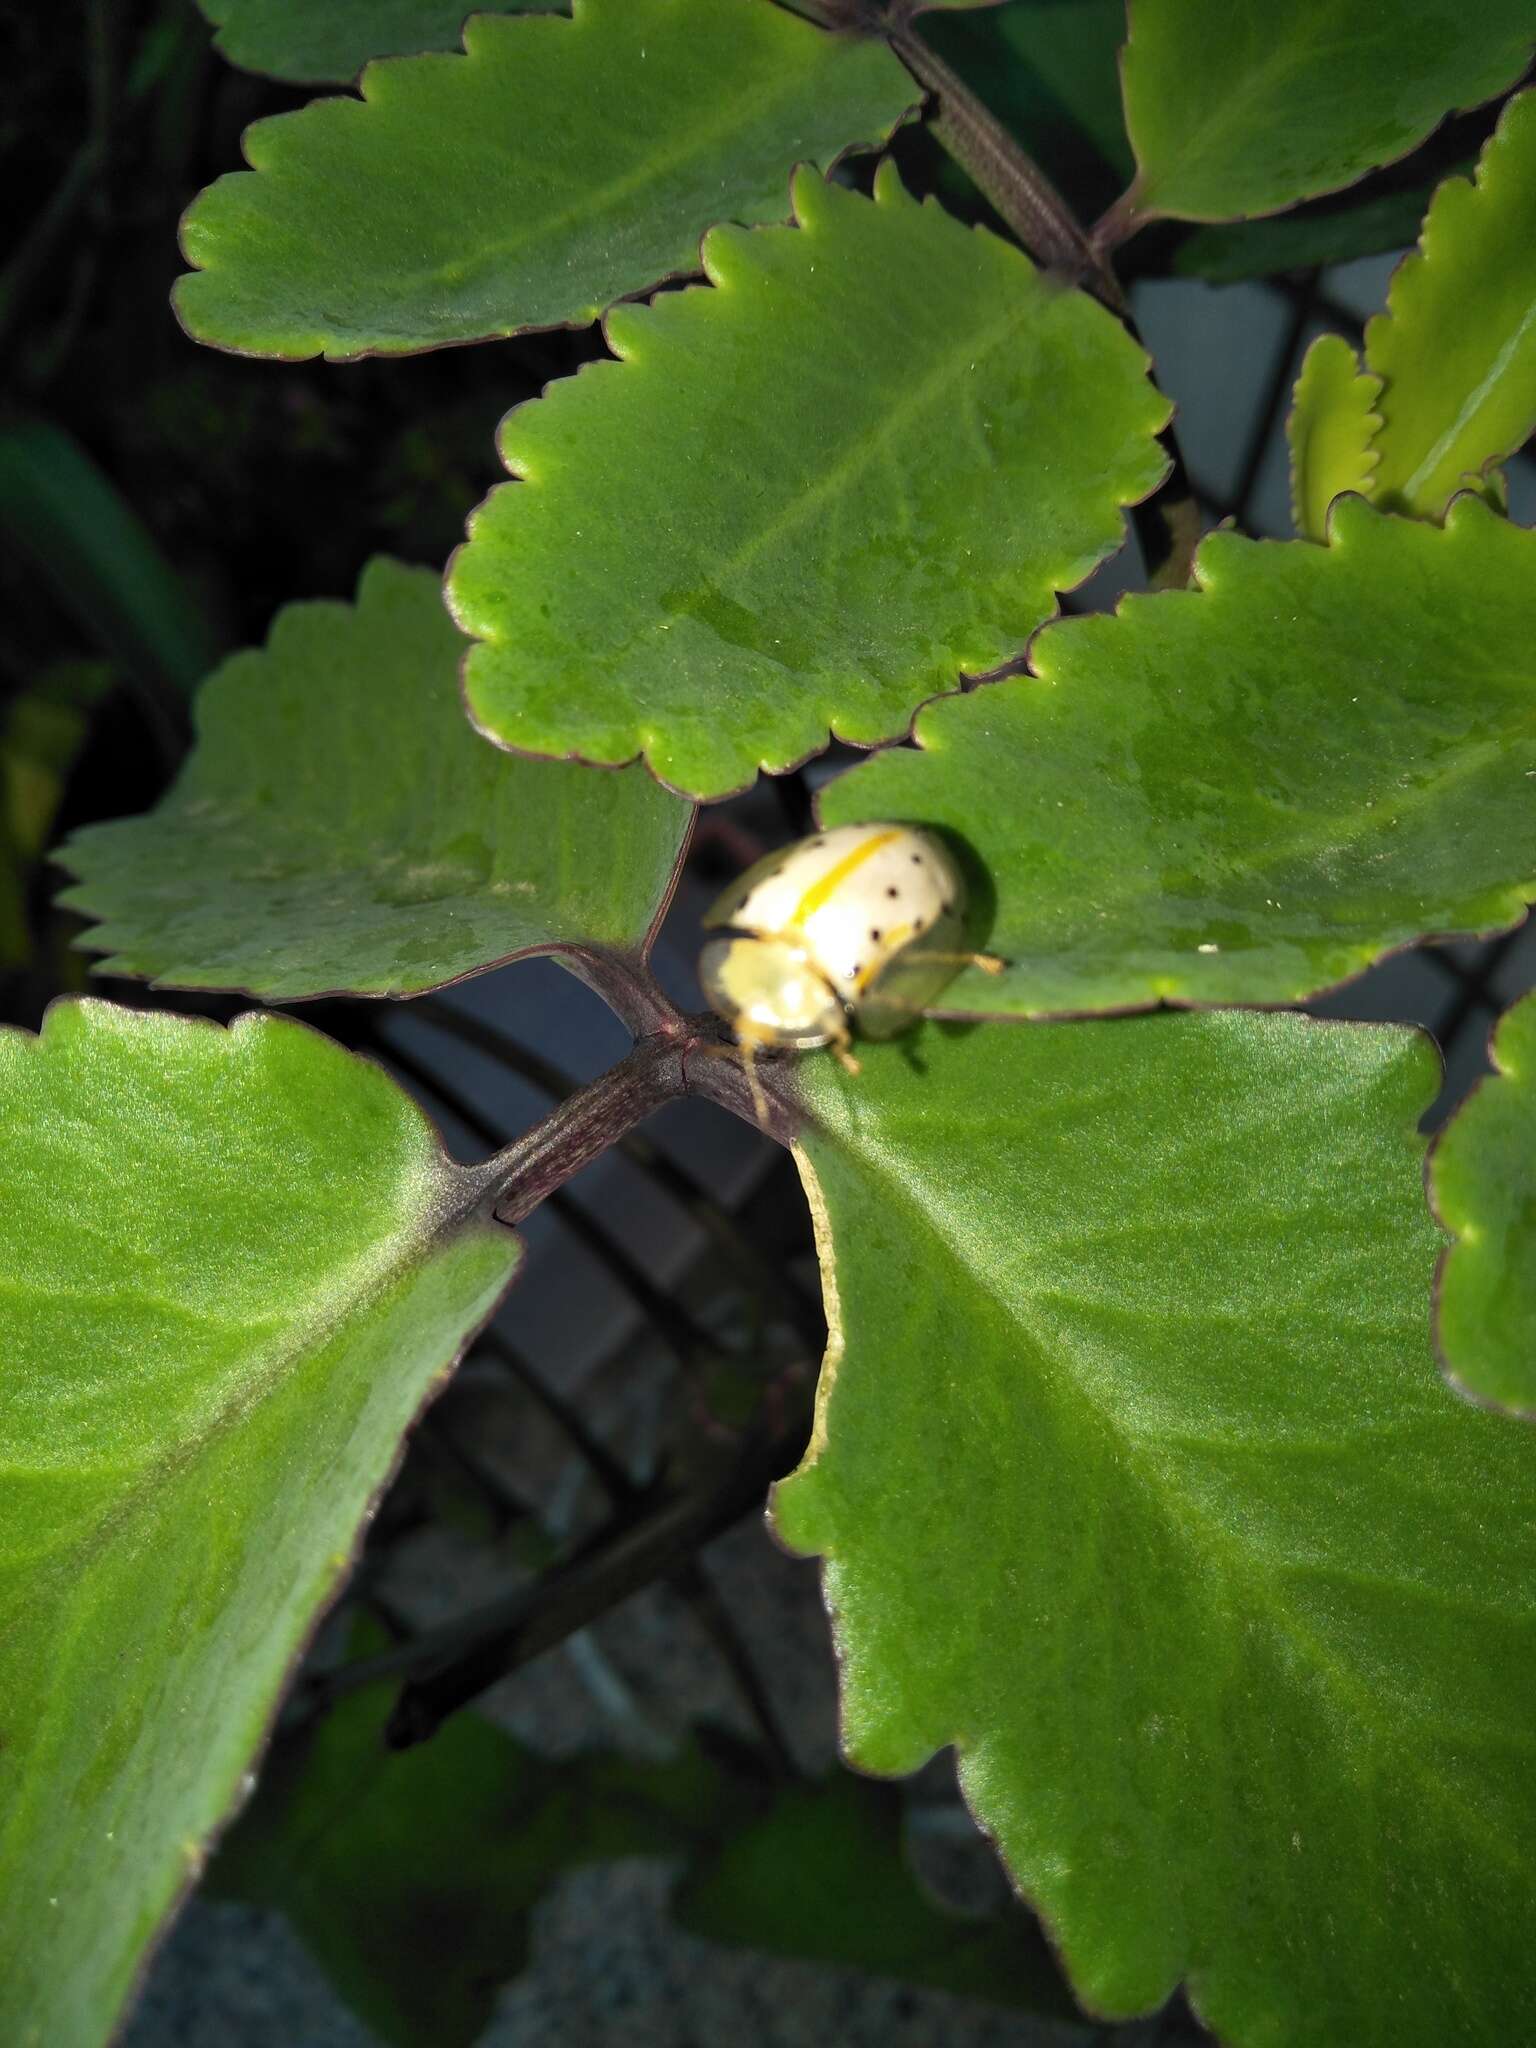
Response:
[738, 1035, 772, 1133]
[909, 949, 1007, 974]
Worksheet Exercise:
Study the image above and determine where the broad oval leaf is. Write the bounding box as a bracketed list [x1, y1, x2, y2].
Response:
[773, 1011, 1536, 2048]
[451, 162, 1170, 800]
[56, 558, 691, 1002]
[1431, 989, 1536, 1416]
[818, 494, 1536, 1015]
[1114, 0, 1536, 228]
[0, 999, 518, 2048]
[1365, 90, 1536, 518]
[1286, 333, 1382, 541]
[196, 0, 553, 86]
[174, 0, 917, 359]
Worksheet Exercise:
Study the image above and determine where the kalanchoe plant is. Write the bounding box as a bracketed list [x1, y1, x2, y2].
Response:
[5, 2, 1536, 2045]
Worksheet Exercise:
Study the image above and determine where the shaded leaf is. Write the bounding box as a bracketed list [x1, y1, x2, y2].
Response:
[196, 0, 555, 86]
[212, 1654, 738, 2048]
[1170, 179, 1445, 284]
[921, 0, 1132, 220]
[0, 662, 110, 969]
[0, 1000, 518, 2048]
[1286, 333, 1382, 540]
[774, 1011, 1536, 2048]
[4, 660, 112, 860]
[0, 420, 217, 702]
[452, 162, 1169, 800]
[1115, 0, 1536, 227]
[1365, 90, 1536, 517]
[57, 559, 691, 1002]
[674, 1771, 1081, 2018]
[0, 823, 24, 968]
[174, 0, 917, 359]
[818, 495, 1536, 1015]
[1431, 990, 1536, 1416]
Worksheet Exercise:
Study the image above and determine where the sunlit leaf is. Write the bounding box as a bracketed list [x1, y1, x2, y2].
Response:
[0, 1000, 518, 2048]
[1431, 990, 1536, 1416]
[819, 495, 1536, 1015]
[774, 1011, 1536, 2048]
[174, 0, 916, 359]
[196, 0, 554, 86]
[1114, 0, 1536, 228]
[451, 162, 1169, 800]
[1286, 334, 1382, 540]
[1365, 90, 1536, 517]
[57, 559, 691, 1001]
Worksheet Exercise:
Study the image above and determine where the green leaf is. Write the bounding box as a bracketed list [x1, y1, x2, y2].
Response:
[212, 1656, 735, 2048]
[674, 1772, 1081, 2018]
[173, 0, 917, 359]
[1115, 0, 1536, 227]
[1170, 177, 1451, 284]
[221, 1638, 1080, 2044]
[4, 660, 111, 860]
[920, 0, 1133, 215]
[0, 999, 518, 2048]
[196, 0, 556, 86]
[1365, 90, 1536, 517]
[0, 420, 217, 701]
[1286, 333, 1382, 540]
[0, 661, 110, 970]
[451, 162, 1170, 800]
[1431, 991, 1536, 1416]
[56, 559, 691, 1002]
[773, 1011, 1536, 2047]
[819, 495, 1536, 1015]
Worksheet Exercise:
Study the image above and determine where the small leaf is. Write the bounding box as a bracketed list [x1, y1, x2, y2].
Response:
[819, 495, 1536, 1015]
[0, 1000, 519, 2048]
[1431, 990, 1536, 1416]
[452, 162, 1170, 800]
[56, 559, 691, 1002]
[1115, 0, 1536, 227]
[1365, 90, 1536, 517]
[196, 0, 556, 86]
[774, 1011, 1536, 2048]
[1286, 333, 1382, 540]
[674, 1772, 1080, 2017]
[174, 0, 917, 359]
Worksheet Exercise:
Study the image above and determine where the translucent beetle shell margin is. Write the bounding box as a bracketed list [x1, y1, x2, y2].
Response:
[699, 822, 969, 1053]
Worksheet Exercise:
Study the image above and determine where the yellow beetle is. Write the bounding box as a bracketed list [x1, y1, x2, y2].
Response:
[699, 822, 997, 1073]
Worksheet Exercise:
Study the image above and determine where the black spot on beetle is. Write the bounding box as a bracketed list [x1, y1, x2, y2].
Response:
[886, 886, 899, 899]
[910, 853, 922, 864]
[869, 927, 882, 942]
